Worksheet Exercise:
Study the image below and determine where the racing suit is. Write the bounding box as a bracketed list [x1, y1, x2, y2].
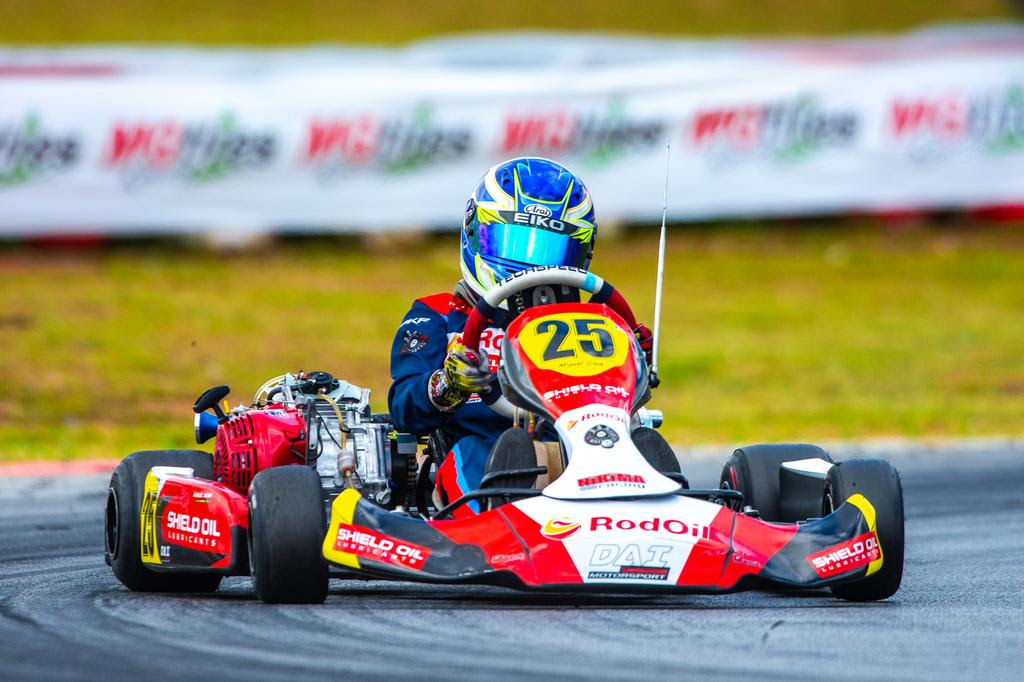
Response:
[388, 288, 509, 514]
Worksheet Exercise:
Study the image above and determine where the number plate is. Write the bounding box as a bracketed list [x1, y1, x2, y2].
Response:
[518, 312, 631, 377]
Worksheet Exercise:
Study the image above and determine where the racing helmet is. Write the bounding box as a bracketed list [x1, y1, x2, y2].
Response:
[460, 157, 597, 298]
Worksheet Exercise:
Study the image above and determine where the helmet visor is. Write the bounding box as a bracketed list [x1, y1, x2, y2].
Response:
[477, 222, 588, 271]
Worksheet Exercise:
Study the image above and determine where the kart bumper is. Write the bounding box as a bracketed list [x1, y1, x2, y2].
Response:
[321, 489, 885, 593]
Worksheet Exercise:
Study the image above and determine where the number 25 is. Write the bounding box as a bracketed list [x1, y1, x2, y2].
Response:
[536, 318, 615, 361]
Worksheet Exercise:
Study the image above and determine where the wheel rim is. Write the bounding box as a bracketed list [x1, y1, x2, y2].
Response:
[247, 497, 257, 586]
[822, 482, 836, 517]
[104, 487, 119, 559]
[719, 478, 741, 511]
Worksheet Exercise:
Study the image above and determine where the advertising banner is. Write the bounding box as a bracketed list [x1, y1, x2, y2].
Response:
[1, 25, 1022, 235]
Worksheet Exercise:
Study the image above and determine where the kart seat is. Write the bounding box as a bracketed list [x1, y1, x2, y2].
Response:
[534, 440, 565, 487]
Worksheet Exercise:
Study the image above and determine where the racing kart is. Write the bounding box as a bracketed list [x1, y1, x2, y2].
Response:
[104, 266, 904, 604]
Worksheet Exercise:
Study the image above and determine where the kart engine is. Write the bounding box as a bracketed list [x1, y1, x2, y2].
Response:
[209, 372, 414, 508]
[297, 375, 396, 505]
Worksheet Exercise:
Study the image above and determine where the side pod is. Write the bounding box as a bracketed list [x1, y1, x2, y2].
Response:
[140, 467, 251, 575]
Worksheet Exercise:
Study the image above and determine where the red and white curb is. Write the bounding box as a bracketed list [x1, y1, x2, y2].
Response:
[0, 459, 120, 477]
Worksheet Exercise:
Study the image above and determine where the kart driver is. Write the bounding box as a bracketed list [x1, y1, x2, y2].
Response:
[388, 157, 654, 514]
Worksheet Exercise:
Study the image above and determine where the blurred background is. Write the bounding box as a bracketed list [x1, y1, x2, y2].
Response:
[1, 1, 1023, 461]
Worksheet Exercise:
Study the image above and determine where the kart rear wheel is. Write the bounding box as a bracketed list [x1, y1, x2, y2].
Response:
[825, 459, 905, 602]
[105, 450, 223, 593]
[248, 465, 328, 604]
[720, 444, 832, 522]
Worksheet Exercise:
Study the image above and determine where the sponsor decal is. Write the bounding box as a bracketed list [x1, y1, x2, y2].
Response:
[540, 517, 582, 541]
[590, 515, 711, 540]
[165, 511, 221, 536]
[577, 472, 645, 491]
[400, 329, 429, 354]
[333, 522, 431, 570]
[448, 328, 504, 372]
[583, 424, 619, 449]
[587, 543, 672, 582]
[543, 385, 629, 402]
[489, 552, 527, 564]
[401, 317, 432, 327]
[500, 96, 665, 167]
[103, 112, 276, 189]
[303, 103, 472, 179]
[162, 510, 223, 549]
[888, 83, 1024, 162]
[731, 552, 763, 569]
[477, 328, 505, 367]
[0, 113, 79, 187]
[690, 93, 857, 168]
[508, 209, 568, 233]
[806, 531, 880, 578]
[524, 203, 553, 217]
[448, 296, 470, 314]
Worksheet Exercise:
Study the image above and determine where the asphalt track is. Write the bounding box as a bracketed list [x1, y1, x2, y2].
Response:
[1, 446, 1022, 681]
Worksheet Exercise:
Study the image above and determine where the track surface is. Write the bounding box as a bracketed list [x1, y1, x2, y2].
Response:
[2, 447, 1022, 681]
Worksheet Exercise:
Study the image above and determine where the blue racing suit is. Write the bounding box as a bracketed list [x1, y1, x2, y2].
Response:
[388, 291, 509, 514]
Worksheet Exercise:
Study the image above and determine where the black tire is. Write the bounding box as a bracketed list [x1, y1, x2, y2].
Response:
[105, 450, 223, 593]
[632, 427, 681, 475]
[720, 444, 832, 521]
[248, 466, 328, 604]
[483, 428, 538, 490]
[825, 459, 905, 602]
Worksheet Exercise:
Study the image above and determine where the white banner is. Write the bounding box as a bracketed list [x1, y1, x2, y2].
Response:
[1, 25, 1023, 236]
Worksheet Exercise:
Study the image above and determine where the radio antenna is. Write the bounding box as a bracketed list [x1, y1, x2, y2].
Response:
[650, 143, 670, 388]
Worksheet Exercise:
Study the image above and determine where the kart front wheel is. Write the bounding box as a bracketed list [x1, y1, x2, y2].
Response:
[825, 459, 905, 602]
[720, 444, 832, 522]
[105, 450, 223, 593]
[248, 466, 329, 604]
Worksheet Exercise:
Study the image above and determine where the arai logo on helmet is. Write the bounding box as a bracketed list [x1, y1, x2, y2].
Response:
[524, 204, 553, 218]
[540, 517, 581, 541]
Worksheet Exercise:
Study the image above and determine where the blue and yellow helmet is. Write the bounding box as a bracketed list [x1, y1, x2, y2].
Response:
[461, 157, 597, 298]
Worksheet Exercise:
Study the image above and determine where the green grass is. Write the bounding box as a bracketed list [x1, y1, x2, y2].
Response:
[3, 221, 1024, 461]
[0, 0, 1017, 45]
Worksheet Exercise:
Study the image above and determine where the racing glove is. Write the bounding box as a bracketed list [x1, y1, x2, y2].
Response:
[633, 323, 654, 368]
[427, 343, 494, 411]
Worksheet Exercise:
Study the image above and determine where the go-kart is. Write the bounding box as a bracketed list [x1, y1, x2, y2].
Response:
[104, 266, 904, 604]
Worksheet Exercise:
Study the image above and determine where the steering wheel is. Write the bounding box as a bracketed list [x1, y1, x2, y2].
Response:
[461, 267, 639, 419]
[463, 267, 637, 350]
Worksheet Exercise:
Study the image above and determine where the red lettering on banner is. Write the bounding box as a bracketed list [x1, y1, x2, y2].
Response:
[305, 117, 379, 162]
[692, 107, 761, 147]
[890, 96, 967, 139]
[106, 123, 182, 166]
[501, 112, 575, 153]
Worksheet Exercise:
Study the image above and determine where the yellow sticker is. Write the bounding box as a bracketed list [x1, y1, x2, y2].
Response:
[518, 313, 630, 377]
[322, 488, 363, 569]
[140, 470, 161, 565]
[846, 493, 885, 576]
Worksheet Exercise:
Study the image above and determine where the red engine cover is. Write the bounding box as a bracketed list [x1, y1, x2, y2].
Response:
[213, 406, 307, 492]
